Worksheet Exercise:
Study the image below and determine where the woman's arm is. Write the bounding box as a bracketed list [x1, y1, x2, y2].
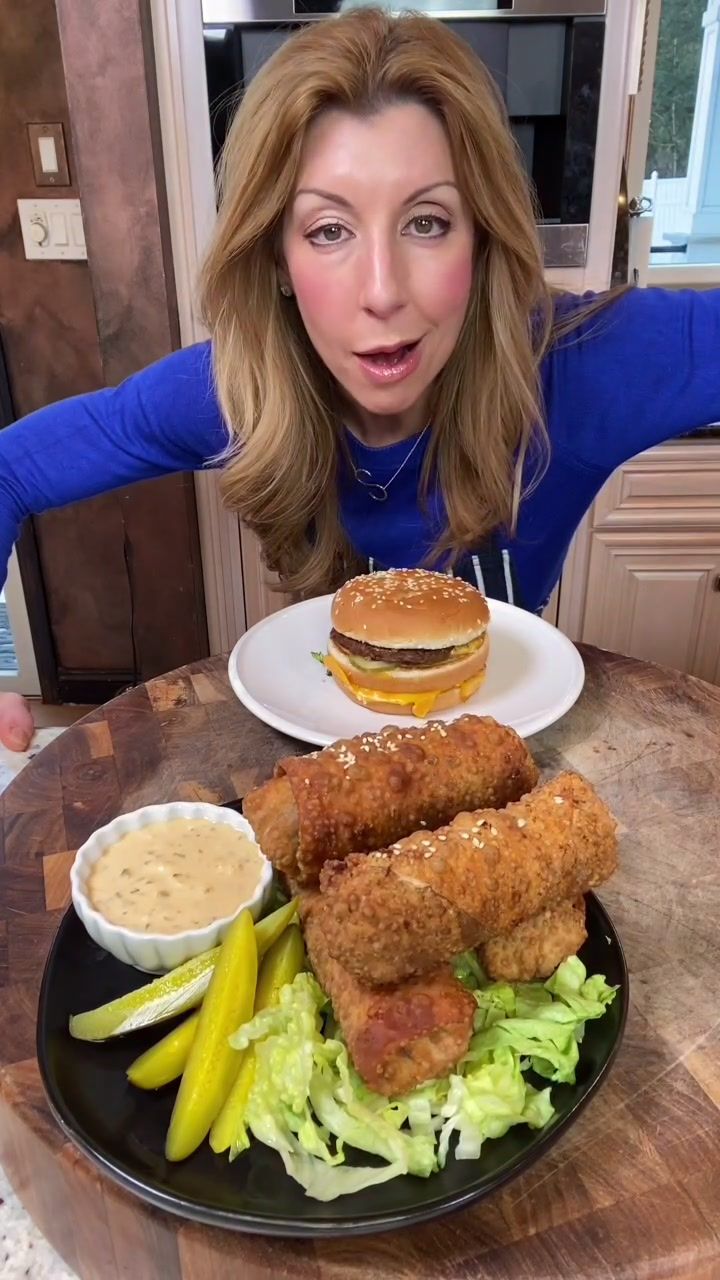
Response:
[0, 341, 228, 590]
[547, 286, 720, 471]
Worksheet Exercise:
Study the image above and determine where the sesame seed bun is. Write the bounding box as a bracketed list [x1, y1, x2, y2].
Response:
[325, 570, 490, 717]
[331, 569, 490, 649]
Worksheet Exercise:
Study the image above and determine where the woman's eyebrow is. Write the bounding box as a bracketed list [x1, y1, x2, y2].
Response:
[293, 180, 459, 208]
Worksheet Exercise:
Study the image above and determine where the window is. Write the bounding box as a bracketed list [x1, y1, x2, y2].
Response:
[642, 0, 720, 270]
[0, 555, 40, 696]
[0, 590, 18, 677]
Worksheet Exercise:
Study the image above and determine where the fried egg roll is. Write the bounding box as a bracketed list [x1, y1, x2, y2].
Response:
[243, 714, 538, 886]
[301, 896, 475, 1097]
[479, 897, 588, 982]
[316, 772, 617, 986]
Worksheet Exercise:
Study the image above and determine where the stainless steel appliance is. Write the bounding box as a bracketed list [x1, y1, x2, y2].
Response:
[202, 0, 607, 267]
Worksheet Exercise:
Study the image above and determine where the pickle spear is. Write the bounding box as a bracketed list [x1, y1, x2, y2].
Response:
[210, 922, 305, 1157]
[69, 948, 218, 1042]
[165, 909, 258, 1162]
[127, 1012, 200, 1090]
[254, 898, 297, 955]
[69, 899, 297, 1043]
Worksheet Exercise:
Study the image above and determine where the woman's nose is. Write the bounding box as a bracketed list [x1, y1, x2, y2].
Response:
[357, 237, 407, 319]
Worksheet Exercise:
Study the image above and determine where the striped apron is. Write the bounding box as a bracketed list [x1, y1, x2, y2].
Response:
[364, 534, 524, 608]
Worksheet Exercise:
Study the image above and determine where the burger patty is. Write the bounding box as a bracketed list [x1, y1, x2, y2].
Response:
[331, 629, 455, 668]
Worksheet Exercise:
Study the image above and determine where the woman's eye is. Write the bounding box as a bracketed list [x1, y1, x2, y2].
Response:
[406, 214, 451, 238]
[307, 223, 350, 246]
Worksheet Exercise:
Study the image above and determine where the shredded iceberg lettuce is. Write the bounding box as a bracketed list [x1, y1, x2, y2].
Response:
[224, 958, 617, 1200]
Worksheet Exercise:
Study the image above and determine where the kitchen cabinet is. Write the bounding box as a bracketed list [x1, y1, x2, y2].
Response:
[582, 534, 720, 682]
[240, 528, 289, 629]
[559, 441, 720, 682]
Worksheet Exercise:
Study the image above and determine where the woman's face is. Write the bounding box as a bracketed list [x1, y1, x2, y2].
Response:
[282, 102, 476, 436]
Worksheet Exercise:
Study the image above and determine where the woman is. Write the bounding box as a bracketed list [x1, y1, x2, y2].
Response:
[1, 7, 719, 751]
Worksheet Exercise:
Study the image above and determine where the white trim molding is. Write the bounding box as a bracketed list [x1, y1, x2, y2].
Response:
[647, 264, 720, 289]
[547, 0, 643, 295]
[149, 0, 247, 652]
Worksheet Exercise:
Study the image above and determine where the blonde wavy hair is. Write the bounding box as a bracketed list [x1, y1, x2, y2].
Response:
[201, 7, 613, 596]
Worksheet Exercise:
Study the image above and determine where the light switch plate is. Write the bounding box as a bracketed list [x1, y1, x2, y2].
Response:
[17, 197, 87, 261]
[26, 123, 70, 186]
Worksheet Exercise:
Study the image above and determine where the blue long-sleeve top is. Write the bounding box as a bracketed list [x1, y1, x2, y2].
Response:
[1, 287, 719, 613]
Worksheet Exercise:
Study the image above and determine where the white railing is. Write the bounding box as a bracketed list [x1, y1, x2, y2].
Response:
[643, 172, 691, 263]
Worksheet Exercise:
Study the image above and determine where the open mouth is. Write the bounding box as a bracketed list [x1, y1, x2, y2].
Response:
[356, 340, 420, 368]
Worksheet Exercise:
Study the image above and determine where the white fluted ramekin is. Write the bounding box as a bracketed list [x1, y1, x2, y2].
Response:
[70, 801, 273, 973]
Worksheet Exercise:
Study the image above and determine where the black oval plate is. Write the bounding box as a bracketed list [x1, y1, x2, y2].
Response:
[37, 894, 627, 1238]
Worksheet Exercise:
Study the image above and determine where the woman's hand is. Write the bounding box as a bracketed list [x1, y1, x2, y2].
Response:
[0, 692, 34, 752]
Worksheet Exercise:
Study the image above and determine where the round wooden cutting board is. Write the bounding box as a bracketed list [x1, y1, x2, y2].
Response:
[1, 646, 720, 1278]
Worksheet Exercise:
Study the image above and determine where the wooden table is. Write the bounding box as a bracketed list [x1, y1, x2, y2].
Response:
[1, 647, 719, 1279]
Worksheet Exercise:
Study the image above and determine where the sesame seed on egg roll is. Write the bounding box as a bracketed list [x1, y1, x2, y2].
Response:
[243, 714, 538, 887]
[315, 772, 618, 986]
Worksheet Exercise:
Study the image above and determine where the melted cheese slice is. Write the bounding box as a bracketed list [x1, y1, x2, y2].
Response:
[459, 672, 486, 701]
[324, 655, 484, 719]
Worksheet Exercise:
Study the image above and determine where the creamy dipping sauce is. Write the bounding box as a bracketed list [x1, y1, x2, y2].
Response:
[87, 818, 264, 934]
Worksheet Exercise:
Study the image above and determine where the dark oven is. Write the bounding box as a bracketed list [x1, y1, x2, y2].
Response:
[202, 0, 606, 268]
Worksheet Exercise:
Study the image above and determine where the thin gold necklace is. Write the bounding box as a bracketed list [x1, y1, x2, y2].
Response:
[350, 424, 430, 503]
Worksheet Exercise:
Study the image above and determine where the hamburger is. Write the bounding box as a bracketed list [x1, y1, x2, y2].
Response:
[321, 568, 490, 718]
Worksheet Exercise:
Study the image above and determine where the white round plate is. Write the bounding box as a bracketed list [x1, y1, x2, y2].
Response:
[228, 595, 585, 747]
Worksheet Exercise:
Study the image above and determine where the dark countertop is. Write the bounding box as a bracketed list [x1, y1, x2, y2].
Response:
[677, 427, 720, 440]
